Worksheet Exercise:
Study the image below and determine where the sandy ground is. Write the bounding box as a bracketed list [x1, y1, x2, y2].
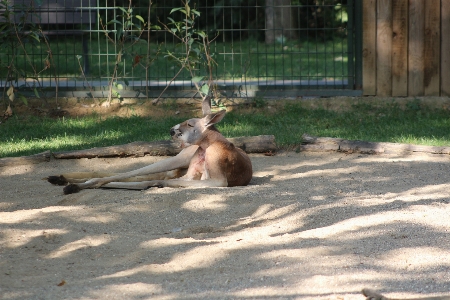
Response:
[1, 151, 450, 300]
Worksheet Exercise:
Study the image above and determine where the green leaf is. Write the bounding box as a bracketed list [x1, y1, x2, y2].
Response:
[117, 27, 123, 39]
[201, 84, 209, 95]
[33, 88, 40, 98]
[170, 7, 183, 14]
[29, 33, 40, 42]
[18, 94, 28, 105]
[135, 15, 145, 23]
[106, 19, 122, 26]
[192, 76, 204, 83]
[76, 55, 82, 59]
[191, 9, 201, 17]
[196, 30, 207, 38]
[117, 7, 128, 14]
[116, 83, 124, 90]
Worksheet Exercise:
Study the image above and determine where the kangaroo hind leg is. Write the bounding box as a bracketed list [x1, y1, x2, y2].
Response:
[46, 169, 187, 186]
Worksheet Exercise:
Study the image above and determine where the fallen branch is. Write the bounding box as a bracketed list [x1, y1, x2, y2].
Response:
[52, 135, 277, 159]
[301, 134, 450, 155]
[0, 151, 51, 167]
[362, 288, 450, 300]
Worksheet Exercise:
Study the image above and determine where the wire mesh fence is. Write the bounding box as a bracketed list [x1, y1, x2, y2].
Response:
[0, 0, 361, 100]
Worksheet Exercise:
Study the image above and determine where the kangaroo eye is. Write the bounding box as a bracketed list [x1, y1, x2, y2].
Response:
[187, 123, 194, 127]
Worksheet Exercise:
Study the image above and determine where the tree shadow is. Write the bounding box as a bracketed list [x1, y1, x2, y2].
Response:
[1, 152, 449, 299]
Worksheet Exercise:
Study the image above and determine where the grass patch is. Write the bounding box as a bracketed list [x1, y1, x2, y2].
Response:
[1, 38, 348, 82]
[0, 114, 186, 158]
[1, 100, 450, 158]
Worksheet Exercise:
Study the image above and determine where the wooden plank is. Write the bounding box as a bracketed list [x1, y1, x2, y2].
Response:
[376, 0, 393, 96]
[52, 135, 277, 159]
[362, 0, 377, 95]
[408, 0, 425, 96]
[441, 0, 450, 96]
[0, 151, 51, 167]
[301, 134, 450, 155]
[423, 0, 440, 96]
[391, 0, 408, 96]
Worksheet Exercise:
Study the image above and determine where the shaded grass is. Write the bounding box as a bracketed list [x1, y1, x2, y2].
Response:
[1, 38, 348, 82]
[0, 115, 186, 158]
[1, 100, 450, 158]
[220, 101, 450, 148]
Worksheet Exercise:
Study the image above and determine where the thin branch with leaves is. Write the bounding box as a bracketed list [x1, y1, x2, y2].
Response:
[153, 0, 218, 104]
[98, 0, 147, 104]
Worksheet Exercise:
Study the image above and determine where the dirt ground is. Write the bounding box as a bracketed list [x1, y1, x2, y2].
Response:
[1, 150, 450, 300]
[6, 95, 450, 120]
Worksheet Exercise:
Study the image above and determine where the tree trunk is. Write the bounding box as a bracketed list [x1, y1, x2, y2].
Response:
[265, 0, 296, 44]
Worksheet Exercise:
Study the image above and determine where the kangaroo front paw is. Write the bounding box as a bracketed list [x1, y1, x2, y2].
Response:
[63, 184, 81, 194]
[47, 175, 68, 186]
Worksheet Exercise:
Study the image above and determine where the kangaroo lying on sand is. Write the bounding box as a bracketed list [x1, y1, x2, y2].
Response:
[47, 97, 253, 194]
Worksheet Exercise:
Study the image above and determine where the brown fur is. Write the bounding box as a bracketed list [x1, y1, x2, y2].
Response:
[47, 97, 252, 194]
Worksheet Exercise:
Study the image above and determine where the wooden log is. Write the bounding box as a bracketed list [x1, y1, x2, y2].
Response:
[226, 135, 277, 153]
[0, 151, 51, 167]
[380, 142, 450, 155]
[52, 135, 277, 159]
[339, 140, 385, 154]
[300, 134, 341, 152]
[299, 143, 340, 152]
[54, 141, 179, 159]
[301, 134, 450, 155]
[362, 288, 450, 300]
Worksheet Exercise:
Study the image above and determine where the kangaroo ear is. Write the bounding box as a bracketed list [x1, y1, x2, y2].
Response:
[202, 95, 212, 116]
[204, 109, 226, 127]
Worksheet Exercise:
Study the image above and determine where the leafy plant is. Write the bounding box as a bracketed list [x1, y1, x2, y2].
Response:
[99, 0, 148, 104]
[154, 0, 218, 104]
[0, 0, 55, 115]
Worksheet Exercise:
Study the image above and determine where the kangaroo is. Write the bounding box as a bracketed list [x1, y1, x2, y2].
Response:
[47, 97, 253, 194]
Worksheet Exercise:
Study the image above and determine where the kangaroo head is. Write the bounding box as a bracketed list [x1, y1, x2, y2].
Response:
[170, 110, 226, 147]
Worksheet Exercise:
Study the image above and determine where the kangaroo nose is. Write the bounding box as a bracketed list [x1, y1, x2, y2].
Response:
[170, 128, 175, 136]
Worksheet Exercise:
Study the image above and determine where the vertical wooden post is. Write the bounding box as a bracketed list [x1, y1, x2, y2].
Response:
[441, 0, 450, 96]
[377, 0, 393, 96]
[363, 0, 377, 95]
[424, 1, 440, 96]
[408, 0, 425, 96]
[392, 0, 408, 96]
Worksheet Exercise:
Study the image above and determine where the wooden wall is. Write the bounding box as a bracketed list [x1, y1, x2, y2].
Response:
[363, 0, 450, 97]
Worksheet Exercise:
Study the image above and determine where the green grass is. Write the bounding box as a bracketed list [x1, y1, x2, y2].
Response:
[0, 114, 185, 158]
[0, 37, 348, 82]
[1, 99, 450, 158]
